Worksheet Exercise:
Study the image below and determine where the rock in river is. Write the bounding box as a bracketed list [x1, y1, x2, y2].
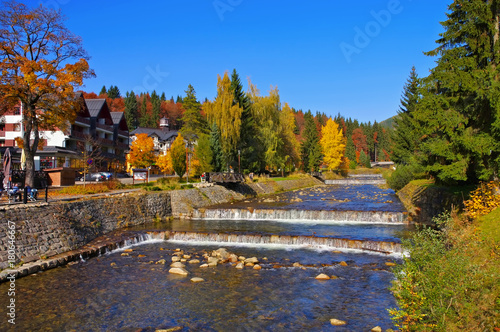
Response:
[169, 267, 189, 276]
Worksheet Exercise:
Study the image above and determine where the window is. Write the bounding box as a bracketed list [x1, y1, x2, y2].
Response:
[13, 107, 20, 115]
[0, 123, 4, 131]
[13, 124, 20, 131]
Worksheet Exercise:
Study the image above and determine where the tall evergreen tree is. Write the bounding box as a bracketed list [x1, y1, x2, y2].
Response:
[124, 91, 138, 130]
[209, 123, 224, 172]
[107, 85, 120, 99]
[230, 69, 259, 172]
[180, 84, 206, 141]
[416, 1, 500, 184]
[392, 67, 421, 165]
[151, 90, 161, 127]
[301, 110, 322, 171]
[139, 95, 149, 127]
[99, 85, 107, 96]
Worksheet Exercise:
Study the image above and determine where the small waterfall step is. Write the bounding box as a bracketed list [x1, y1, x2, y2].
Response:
[191, 208, 406, 224]
[160, 231, 403, 255]
[325, 174, 386, 185]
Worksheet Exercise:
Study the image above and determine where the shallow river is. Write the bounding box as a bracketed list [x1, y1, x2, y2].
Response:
[0, 183, 410, 331]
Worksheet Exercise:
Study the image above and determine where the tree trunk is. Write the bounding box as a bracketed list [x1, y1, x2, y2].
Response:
[23, 103, 40, 188]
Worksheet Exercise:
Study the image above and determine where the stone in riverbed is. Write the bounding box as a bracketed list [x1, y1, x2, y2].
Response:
[156, 259, 166, 265]
[339, 261, 348, 266]
[244, 257, 259, 264]
[168, 267, 188, 275]
[235, 262, 244, 269]
[171, 256, 180, 262]
[253, 264, 262, 270]
[190, 277, 204, 283]
[170, 262, 185, 268]
[371, 326, 382, 332]
[199, 264, 209, 268]
[188, 259, 200, 264]
[315, 273, 330, 280]
[330, 318, 347, 326]
[228, 254, 239, 263]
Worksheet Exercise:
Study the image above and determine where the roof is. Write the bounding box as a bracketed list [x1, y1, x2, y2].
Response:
[130, 127, 178, 141]
[85, 99, 107, 117]
[110, 112, 124, 125]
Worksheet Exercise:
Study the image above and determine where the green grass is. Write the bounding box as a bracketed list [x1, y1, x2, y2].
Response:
[478, 207, 500, 244]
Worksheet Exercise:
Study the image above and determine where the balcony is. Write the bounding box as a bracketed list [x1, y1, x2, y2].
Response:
[74, 116, 91, 126]
[96, 122, 114, 133]
[117, 129, 129, 138]
[98, 138, 114, 146]
[0, 131, 5, 137]
[115, 142, 129, 150]
[70, 131, 88, 140]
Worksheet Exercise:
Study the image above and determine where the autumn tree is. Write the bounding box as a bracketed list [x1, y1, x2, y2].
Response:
[204, 72, 243, 170]
[0, 1, 95, 186]
[320, 118, 345, 171]
[170, 133, 187, 179]
[128, 133, 155, 168]
[352, 128, 368, 157]
[195, 133, 213, 174]
[156, 152, 173, 175]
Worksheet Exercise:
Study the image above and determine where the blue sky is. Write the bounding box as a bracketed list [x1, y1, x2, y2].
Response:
[40, 0, 450, 123]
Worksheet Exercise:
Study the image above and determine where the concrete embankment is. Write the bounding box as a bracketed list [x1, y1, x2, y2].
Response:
[0, 177, 322, 281]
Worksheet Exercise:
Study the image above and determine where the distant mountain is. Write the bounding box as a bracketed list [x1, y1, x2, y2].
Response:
[380, 115, 398, 130]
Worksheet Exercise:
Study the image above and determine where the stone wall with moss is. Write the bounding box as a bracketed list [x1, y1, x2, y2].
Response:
[397, 181, 466, 224]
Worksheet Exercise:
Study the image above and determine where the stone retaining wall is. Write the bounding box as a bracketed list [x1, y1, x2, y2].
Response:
[0, 192, 171, 269]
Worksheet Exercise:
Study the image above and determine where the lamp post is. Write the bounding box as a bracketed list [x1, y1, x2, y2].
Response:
[238, 149, 241, 173]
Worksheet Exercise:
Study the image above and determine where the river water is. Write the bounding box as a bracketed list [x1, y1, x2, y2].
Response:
[1, 183, 411, 331]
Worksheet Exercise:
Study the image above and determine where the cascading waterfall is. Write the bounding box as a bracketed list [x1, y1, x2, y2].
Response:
[191, 208, 406, 224]
[165, 231, 402, 255]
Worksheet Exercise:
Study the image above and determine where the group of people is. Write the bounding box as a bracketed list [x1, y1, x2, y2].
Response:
[0, 182, 38, 202]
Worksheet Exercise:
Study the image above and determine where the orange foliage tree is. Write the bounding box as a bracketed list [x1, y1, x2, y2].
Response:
[0, 1, 95, 186]
[128, 133, 155, 168]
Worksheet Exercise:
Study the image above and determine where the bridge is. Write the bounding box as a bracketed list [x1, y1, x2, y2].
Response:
[203, 172, 245, 184]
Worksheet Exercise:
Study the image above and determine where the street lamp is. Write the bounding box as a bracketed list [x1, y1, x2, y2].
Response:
[185, 141, 189, 184]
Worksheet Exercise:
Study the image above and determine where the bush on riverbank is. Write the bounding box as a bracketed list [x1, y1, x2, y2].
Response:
[384, 164, 425, 191]
[58, 180, 125, 195]
[389, 189, 500, 331]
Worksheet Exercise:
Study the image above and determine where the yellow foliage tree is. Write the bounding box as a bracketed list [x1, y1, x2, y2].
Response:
[156, 152, 173, 175]
[320, 118, 346, 171]
[204, 72, 243, 168]
[0, 1, 95, 186]
[128, 133, 155, 168]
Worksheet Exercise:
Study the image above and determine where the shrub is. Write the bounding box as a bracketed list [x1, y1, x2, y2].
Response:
[386, 164, 424, 191]
[463, 181, 500, 219]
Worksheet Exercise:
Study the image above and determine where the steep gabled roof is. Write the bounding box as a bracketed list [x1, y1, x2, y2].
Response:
[110, 112, 124, 125]
[85, 99, 107, 118]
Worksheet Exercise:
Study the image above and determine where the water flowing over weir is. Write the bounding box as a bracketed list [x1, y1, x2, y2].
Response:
[191, 207, 406, 224]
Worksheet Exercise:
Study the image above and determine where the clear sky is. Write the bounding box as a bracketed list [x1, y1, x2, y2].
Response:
[39, 0, 451, 123]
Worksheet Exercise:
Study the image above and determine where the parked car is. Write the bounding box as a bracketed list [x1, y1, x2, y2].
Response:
[100, 172, 113, 180]
[80, 173, 106, 182]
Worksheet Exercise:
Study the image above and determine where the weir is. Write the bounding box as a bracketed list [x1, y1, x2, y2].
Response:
[191, 208, 406, 224]
[163, 231, 402, 255]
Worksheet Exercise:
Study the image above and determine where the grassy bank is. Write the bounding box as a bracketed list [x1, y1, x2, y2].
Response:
[389, 182, 500, 331]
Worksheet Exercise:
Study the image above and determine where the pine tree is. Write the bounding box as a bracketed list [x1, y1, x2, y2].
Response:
[416, 1, 500, 184]
[151, 90, 161, 128]
[230, 69, 259, 172]
[301, 110, 322, 171]
[107, 85, 120, 99]
[99, 85, 107, 96]
[124, 91, 138, 130]
[139, 95, 149, 127]
[209, 123, 224, 172]
[392, 67, 421, 165]
[180, 84, 206, 141]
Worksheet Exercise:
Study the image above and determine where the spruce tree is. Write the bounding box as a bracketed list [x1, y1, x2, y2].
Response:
[417, 1, 500, 184]
[151, 90, 161, 127]
[301, 110, 322, 171]
[180, 84, 206, 141]
[139, 95, 149, 127]
[124, 91, 138, 130]
[392, 67, 421, 165]
[209, 123, 224, 172]
[99, 85, 107, 96]
[107, 85, 120, 99]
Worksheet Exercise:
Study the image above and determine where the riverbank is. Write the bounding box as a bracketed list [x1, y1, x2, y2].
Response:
[0, 176, 323, 280]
